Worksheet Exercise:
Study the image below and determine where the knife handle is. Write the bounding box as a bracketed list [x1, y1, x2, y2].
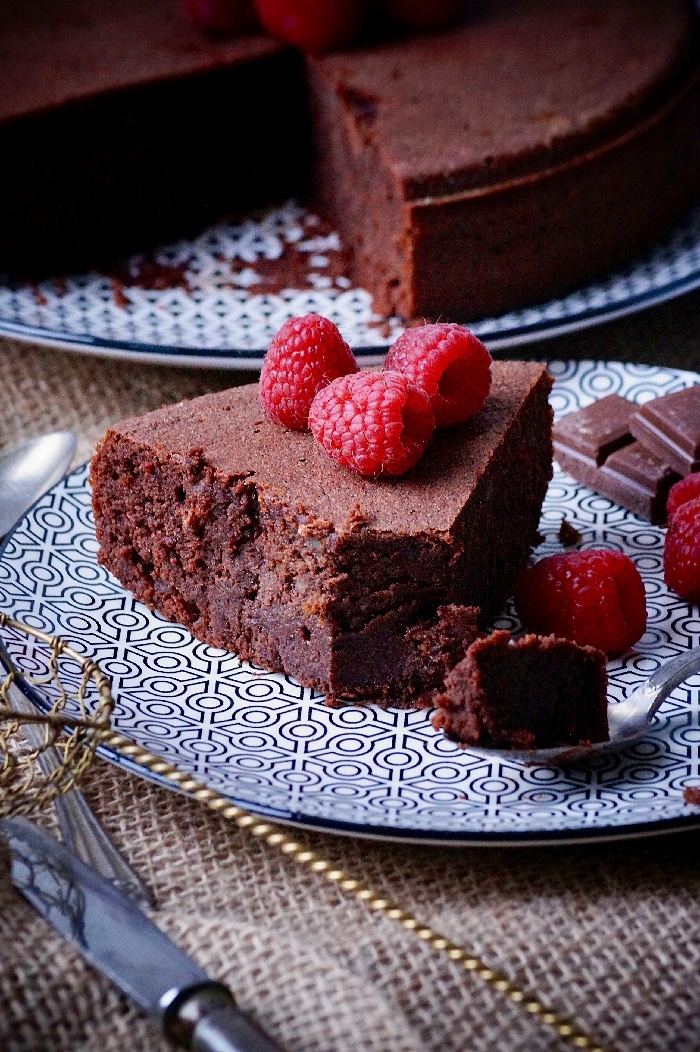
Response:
[164, 982, 285, 1052]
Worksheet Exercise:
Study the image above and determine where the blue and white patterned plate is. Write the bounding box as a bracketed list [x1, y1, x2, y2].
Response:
[1, 202, 700, 367]
[1, 360, 699, 845]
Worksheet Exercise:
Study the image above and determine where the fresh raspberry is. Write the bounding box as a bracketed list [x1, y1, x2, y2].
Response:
[667, 472, 700, 521]
[384, 323, 492, 427]
[515, 549, 647, 655]
[182, 0, 258, 34]
[254, 0, 366, 52]
[381, 0, 462, 31]
[664, 496, 700, 603]
[259, 314, 358, 431]
[308, 370, 435, 477]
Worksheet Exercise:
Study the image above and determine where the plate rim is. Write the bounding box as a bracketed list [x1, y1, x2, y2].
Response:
[2, 217, 700, 368]
[1, 358, 699, 846]
[6, 663, 700, 848]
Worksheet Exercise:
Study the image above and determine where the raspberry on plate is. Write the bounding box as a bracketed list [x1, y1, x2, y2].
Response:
[666, 472, 700, 521]
[384, 323, 492, 427]
[308, 370, 435, 477]
[182, 0, 258, 34]
[259, 314, 358, 431]
[515, 549, 647, 655]
[254, 0, 366, 52]
[664, 495, 700, 603]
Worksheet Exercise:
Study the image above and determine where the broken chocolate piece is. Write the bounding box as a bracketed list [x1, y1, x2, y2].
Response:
[597, 442, 681, 525]
[554, 394, 633, 465]
[431, 630, 609, 750]
[553, 394, 681, 524]
[629, 386, 700, 476]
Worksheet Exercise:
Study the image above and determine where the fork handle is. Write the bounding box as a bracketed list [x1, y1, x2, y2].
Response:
[9, 683, 155, 907]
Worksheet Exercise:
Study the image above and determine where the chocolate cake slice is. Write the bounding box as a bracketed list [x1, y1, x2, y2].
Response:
[432, 631, 609, 750]
[91, 361, 553, 706]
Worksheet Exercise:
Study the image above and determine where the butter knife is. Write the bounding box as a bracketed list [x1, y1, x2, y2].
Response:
[2, 816, 284, 1052]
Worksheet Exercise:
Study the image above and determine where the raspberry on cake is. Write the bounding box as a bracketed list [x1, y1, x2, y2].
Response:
[259, 313, 358, 431]
[91, 361, 553, 707]
[384, 323, 492, 428]
[431, 631, 609, 750]
[308, 370, 435, 477]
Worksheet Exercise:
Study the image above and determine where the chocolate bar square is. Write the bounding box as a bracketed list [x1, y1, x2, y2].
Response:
[553, 394, 681, 523]
[629, 386, 700, 476]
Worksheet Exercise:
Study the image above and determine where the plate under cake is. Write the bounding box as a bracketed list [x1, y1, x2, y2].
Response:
[309, 0, 700, 320]
[90, 361, 553, 706]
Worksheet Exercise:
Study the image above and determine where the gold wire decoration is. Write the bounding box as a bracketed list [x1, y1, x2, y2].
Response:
[0, 613, 113, 819]
[0, 614, 607, 1052]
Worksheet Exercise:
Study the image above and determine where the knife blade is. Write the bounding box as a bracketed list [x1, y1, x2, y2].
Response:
[2, 816, 284, 1052]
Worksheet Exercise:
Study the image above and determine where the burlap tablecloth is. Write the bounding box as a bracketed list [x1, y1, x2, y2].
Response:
[1, 290, 699, 1052]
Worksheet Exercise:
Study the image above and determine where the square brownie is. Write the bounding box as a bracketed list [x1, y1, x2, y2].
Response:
[91, 361, 553, 706]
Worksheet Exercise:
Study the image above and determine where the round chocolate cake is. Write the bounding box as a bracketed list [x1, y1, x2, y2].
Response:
[1, 0, 698, 321]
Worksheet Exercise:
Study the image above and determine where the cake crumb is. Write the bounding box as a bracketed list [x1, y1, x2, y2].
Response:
[344, 503, 369, 531]
[683, 786, 700, 805]
[558, 517, 583, 547]
[111, 278, 130, 309]
[298, 516, 334, 539]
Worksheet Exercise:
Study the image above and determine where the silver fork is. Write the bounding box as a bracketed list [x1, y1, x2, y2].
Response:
[8, 679, 155, 907]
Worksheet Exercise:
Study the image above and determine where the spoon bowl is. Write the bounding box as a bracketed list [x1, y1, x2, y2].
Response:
[473, 645, 700, 766]
[0, 432, 77, 539]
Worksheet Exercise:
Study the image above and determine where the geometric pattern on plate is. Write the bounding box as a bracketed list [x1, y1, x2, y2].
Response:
[1, 203, 700, 367]
[0, 360, 699, 843]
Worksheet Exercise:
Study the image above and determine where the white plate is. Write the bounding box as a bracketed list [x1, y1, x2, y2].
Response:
[1, 203, 700, 368]
[1, 360, 699, 845]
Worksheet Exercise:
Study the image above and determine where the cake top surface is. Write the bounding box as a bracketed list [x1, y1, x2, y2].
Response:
[107, 360, 550, 537]
[311, 0, 696, 199]
[0, 0, 285, 122]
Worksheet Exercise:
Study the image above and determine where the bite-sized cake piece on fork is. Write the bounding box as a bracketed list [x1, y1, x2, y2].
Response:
[432, 630, 609, 749]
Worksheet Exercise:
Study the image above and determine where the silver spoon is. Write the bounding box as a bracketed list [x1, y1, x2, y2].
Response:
[0, 431, 155, 905]
[0, 431, 77, 538]
[477, 645, 700, 766]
